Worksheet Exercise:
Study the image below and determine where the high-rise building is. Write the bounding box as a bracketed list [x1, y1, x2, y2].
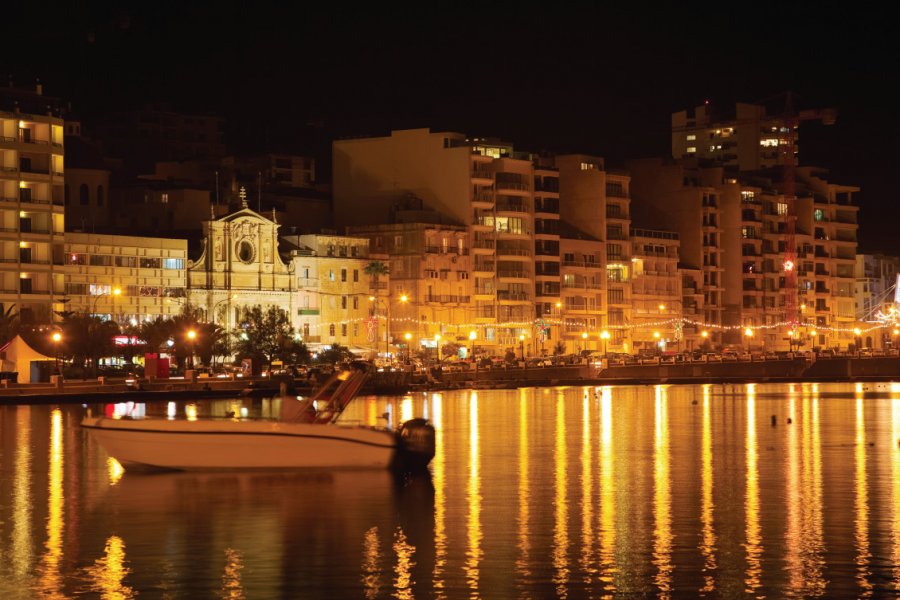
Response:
[334, 129, 537, 353]
[631, 228, 682, 353]
[0, 85, 67, 323]
[671, 101, 836, 172]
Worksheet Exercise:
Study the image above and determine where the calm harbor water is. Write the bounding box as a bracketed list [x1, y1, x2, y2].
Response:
[2, 382, 900, 598]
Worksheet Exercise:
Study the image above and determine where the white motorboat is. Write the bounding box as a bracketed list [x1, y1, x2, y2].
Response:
[82, 362, 435, 472]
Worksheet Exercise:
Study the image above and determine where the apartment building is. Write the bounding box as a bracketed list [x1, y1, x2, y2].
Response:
[348, 223, 470, 355]
[333, 129, 535, 353]
[856, 253, 900, 349]
[631, 228, 682, 353]
[286, 234, 373, 352]
[0, 86, 67, 323]
[64, 232, 188, 323]
[671, 101, 835, 171]
[628, 158, 729, 346]
[558, 226, 604, 355]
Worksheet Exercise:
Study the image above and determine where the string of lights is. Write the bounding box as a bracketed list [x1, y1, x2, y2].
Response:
[297, 314, 895, 336]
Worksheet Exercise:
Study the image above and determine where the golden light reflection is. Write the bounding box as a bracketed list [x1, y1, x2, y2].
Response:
[86, 535, 135, 599]
[361, 526, 382, 599]
[744, 384, 762, 594]
[12, 405, 32, 579]
[805, 392, 826, 596]
[108, 457, 125, 486]
[366, 397, 379, 427]
[464, 392, 482, 596]
[653, 385, 672, 596]
[393, 527, 416, 600]
[553, 391, 569, 598]
[400, 396, 413, 424]
[892, 392, 900, 589]
[598, 386, 616, 594]
[699, 384, 717, 593]
[854, 392, 872, 596]
[431, 393, 446, 598]
[34, 408, 65, 598]
[221, 548, 245, 600]
[516, 389, 531, 579]
[185, 403, 198, 421]
[785, 389, 802, 592]
[580, 391, 595, 585]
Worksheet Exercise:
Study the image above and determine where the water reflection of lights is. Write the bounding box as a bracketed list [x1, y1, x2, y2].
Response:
[34, 408, 64, 597]
[892, 390, 900, 587]
[652, 385, 672, 596]
[393, 527, 416, 600]
[361, 527, 383, 599]
[185, 404, 199, 421]
[785, 387, 802, 591]
[12, 405, 32, 579]
[744, 384, 762, 594]
[166, 402, 177, 419]
[854, 390, 873, 596]
[464, 392, 482, 596]
[598, 386, 616, 594]
[431, 393, 446, 598]
[516, 388, 531, 580]
[221, 548, 245, 600]
[86, 536, 135, 599]
[699, 384, 717, 593]
[108, 457, 125, 485]
[580, 390, 595, 583]
[553, 391, 569, 597]
[400, 396, 413, 424]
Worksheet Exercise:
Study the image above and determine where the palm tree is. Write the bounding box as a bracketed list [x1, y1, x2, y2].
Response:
[0, 306, 19, 345]
[62, 314, 120, 377]
[364, 260, 389, 295]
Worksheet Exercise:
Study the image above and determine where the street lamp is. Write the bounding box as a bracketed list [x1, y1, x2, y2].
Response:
[469, 330, 477, 363]
[519, 333, 526, 361]
[600, 330, 610, 357]
[186, 329, 197, 369]
[853, 327, 862, 354]
[434, 333, 442, 364]
[112, 287, 122, 324]
[51, 331, 62, 375]
[404, 332, 412, 365]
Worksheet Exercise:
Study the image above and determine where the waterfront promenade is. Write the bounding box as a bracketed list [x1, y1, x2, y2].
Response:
[3, 353, 900, 403]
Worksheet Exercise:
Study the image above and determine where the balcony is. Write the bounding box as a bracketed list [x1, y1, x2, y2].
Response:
[472, 191, 494, 206]
[496, 200, 528, 213]
[473, 287, 494, 296]
[497, 291, 529, 301]
[496, 180, 529, 192]
[472, 169, 493, 181]
[474, 262, 495, 274]
[497, 270, 529, 280]
[562, 259, 598, 268]
[425, 294, 470, 304]
[495, 246, 531, 258]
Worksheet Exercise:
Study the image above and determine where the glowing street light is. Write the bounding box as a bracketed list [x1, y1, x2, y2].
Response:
[600, 330, 610, 356]
[404, 332, 412, 364]
[519, 333, 526, 360]
[186, 329, 197, 369]
[51, 331, 62, 375]
[744, 328, 754, 338]
[434, 333, 442, 363]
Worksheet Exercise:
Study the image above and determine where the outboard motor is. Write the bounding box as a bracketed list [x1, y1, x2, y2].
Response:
[393, 418, 436, 472]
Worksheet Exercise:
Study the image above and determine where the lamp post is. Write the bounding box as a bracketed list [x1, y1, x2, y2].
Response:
[434, 333, 442, 364]
[519, 333, 526, 361]
[600, 329, 610, 357]
[404, 332, 412, 365]
[556, 301, 564, 353]
[893, 328, 900, 350]
[744, 327, 754, 351]
[112, 286, 122, 324]
[854, 327, 862, 354]
[51, 331, 62, 375]
[469, 330, 477, 365]
[187, 329, 197, 370]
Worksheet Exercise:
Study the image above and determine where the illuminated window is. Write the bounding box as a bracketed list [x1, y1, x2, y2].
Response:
[580, 162, 595, 171]
[686, 147, 696, 154]
[686, 134, 696, 141]
[760, 139, 779, 147]
[776, 202, 788, 215]
[741, 191, 756, 201]
[814, 209, 825, 222]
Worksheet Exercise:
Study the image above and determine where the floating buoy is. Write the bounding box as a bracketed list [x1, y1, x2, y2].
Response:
[771, 415, 777, 426]
[787, 418, 792, 424]
[692, 399, 698, 405]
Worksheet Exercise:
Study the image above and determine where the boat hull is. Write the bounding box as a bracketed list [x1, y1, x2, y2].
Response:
[82, 417, 397, 471]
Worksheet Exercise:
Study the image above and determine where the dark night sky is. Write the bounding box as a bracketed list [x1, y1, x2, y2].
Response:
[5, 3, 897, 251]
